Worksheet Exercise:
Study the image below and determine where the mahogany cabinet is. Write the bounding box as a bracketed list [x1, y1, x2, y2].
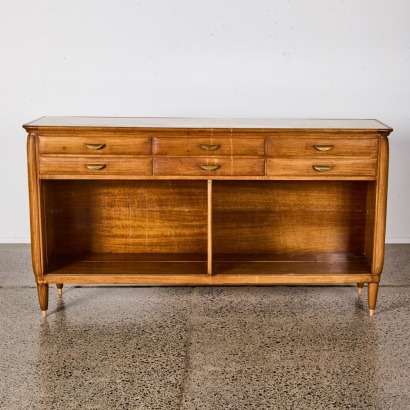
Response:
[24, 117, 392, 317]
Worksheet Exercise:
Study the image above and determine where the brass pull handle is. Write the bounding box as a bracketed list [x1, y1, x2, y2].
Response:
[199, 144, 220, 151]
[85, 164, 106, 170]
[198, 164, 220, 171]
[312, 165, 333, 172]
[85, 143, 106, 150]
[314, 145, 333, 152]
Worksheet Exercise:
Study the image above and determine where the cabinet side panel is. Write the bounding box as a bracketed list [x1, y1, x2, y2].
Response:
[27, 133, 44, 279]
[364, 182, 376, 263]
[372, 136, 389, 275]
[42, 182, 56, 264]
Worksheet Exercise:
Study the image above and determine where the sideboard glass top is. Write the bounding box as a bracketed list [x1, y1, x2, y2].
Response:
[24, 117, 392, 131]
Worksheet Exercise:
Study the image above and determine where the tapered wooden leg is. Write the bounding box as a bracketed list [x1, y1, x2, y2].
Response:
[357, 283, 364, 296]
[368, 282, 379, 318]
[37, 284, 49, 317]
[56, 283, 63, 298]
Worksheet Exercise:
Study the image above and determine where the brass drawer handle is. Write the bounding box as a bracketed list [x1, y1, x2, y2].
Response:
[85, 164, 106, 170]
[199, 144, 220, 151]
[314, 145, 334, 152]
[198, 164, 220, 171]
[85, 143, 106, 150]
[312, 165, 333, 172]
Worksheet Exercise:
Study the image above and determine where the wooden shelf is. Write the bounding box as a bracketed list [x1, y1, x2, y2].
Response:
[47, 253, 207, 277]
[212, 252, 370, 263]
[44, 252, 372, 285]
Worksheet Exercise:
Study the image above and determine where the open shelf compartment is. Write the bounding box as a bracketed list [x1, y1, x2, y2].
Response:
[42, 180, 209, 278]
[41, 179, 375, 284]
[211, 180, 374, 281]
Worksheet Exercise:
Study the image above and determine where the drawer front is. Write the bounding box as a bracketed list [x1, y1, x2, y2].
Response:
[153, 137, 265, 156]
[267, 158, 377, 177]
[38, 136, 152, 155]
[39, 156, 152, 176]
[267, 138, 378, 156]
[154, 157, 265, 176]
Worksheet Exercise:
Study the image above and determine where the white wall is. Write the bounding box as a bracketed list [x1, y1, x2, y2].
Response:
[1, 0, 409, 242]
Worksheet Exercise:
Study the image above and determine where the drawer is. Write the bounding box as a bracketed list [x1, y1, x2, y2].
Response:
[38, 136, 152, 155]
[267, 158, 377, 177]
[154, 157, 265, 176]
[153, 137, 265, 156]
[39, 156, 152, 176]
[267, 138, 378, 156]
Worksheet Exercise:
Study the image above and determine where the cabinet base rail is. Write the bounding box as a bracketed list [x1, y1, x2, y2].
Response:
[41, 273, 375, 285]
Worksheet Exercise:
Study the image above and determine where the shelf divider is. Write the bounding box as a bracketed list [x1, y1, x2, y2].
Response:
[207, 179, 212, 275]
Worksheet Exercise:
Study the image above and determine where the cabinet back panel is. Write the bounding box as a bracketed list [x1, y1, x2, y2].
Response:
[213, 181, 369, 254]
[43, 180, 207, 254]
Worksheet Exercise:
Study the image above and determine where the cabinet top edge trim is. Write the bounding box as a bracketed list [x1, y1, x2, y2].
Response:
[23, 117, 393, 132]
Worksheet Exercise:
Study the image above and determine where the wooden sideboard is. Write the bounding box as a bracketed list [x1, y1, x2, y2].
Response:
[24, 117, 392, 317]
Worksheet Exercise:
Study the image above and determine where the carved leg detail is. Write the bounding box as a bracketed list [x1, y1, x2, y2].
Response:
[368, 282, 379, 318]
[357, 283, 364, 297]
[37, 284, 49, 317]
[56, 283, 63, 298]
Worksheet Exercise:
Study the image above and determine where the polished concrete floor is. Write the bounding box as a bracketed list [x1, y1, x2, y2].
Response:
[0, 244, 409, 409]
